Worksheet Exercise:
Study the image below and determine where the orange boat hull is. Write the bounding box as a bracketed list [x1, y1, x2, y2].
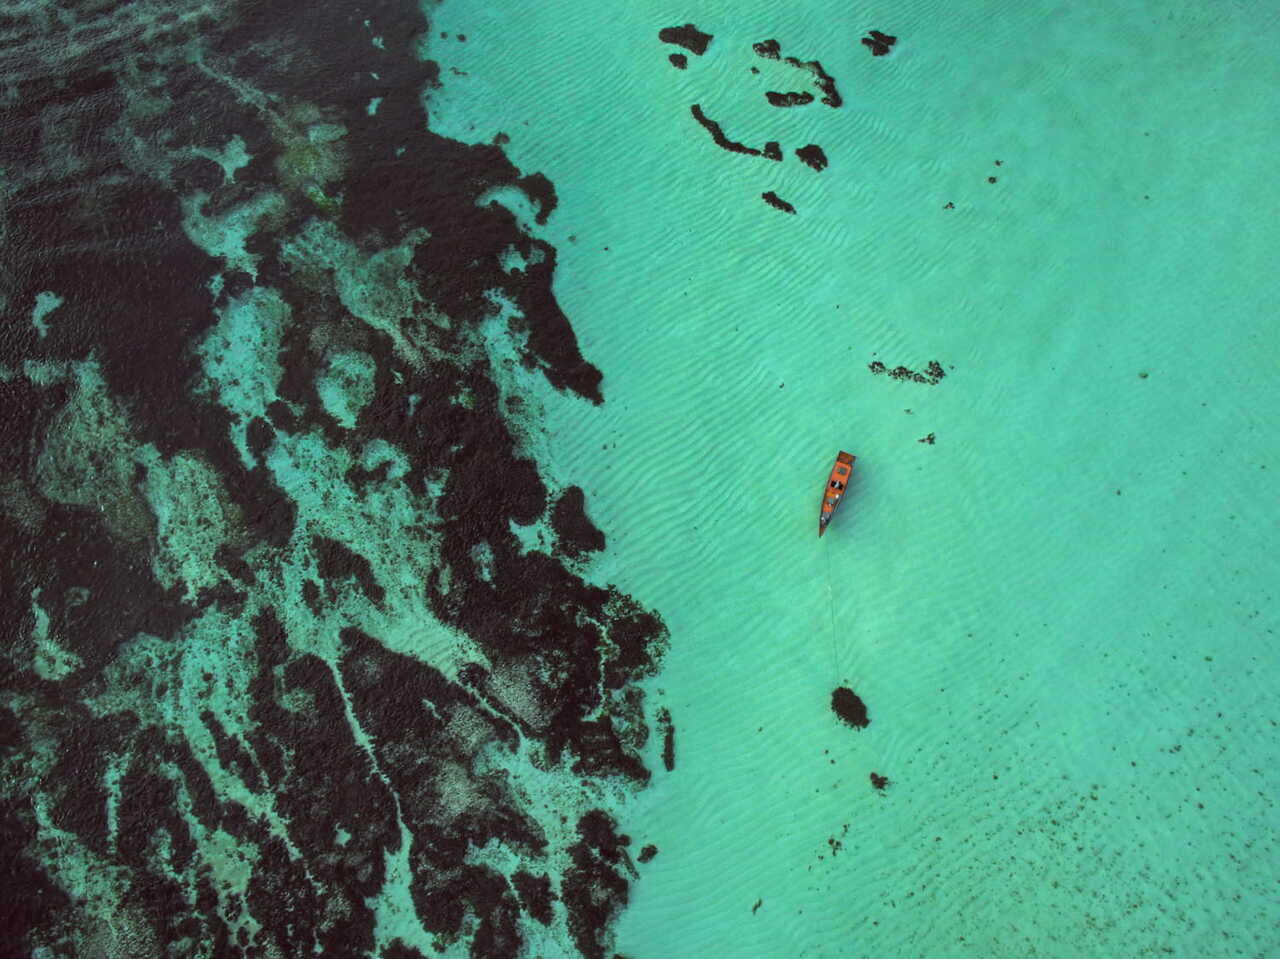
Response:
[818, 451, 856, 537]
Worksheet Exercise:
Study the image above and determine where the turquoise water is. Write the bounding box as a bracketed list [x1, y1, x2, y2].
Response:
[2, 0, 1277, 956]
[427, 0, 1280, 955]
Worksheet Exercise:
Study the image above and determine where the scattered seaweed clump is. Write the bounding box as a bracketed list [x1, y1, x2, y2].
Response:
[868, 359, 946, 384]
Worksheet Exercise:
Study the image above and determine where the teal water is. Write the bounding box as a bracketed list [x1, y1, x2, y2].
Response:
[428, 0, 1280, 955]
[2, 0, 1277, 956]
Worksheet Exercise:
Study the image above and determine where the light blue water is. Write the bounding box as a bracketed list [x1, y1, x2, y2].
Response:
[428, 0, 1280, 955]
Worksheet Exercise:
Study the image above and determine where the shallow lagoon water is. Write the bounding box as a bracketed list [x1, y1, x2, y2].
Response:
[1, 0, 1277, 956]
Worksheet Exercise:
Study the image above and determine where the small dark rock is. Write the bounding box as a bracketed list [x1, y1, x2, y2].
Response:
[669, 53, 687, 69]
[637, 844, 658, 864]
[861, 29, 897, 56]
[831, 686, 869, 729]
[870, 771, 890, 790]
[796, 144, 827, 172]
[762, 191, 795, 214]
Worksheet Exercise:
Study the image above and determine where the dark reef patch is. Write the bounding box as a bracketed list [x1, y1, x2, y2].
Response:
[831, 686, 870, 729]
[673, 31, 860, 214]
[690, 104, 763, 157]
[669, 53, 688, 69]
[201, 709, 265, 794]
[762, 191, 796, 214]
[784, 56, 842, 108]
[563, 811, 633, 959]
[657, 707, 676, 771]
[752, 39, 781, 60]
[551, 485, 606, 558]
[513, 870, 555, 925]
[750, 39, 841, 106]
[870, 771, 891, 790]
[766, 91, 814, 108]
[313, 534, 385, 607]
[659, 23, 713, 56]
[861, 29, 898, 57]
[381, 942, 429, 959]
[796, 144, 828, 171]
[0, 0, 669, 954]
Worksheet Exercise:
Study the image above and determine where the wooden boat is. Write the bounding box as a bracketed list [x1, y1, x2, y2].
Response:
[818, 451, 856, 537]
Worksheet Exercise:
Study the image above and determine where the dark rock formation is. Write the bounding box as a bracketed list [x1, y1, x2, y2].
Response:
[690, 104, 762, 156]
[669, 53, 687, 69]
[784, 56, 842, 107]
[551, 485, 605, 558]
[637, 844, 658, 864]
[313, 534, 384, 606]
[762, 191, 796, 214]
[658, 23, 712, 55]
[831, 686, 870, 729]
[762, 141, 782, 161]
[752, 39, 842, 106]
[766, 91, 814, 107]
[563, 811, 633, 959]
[870, 771, 890, 790]
[796, 144, 828, 171]
[657, 707, 675, 771]
[752, 38, 781, 59]
[512, 870, 555, 925]
[861, 29, 898, 57]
